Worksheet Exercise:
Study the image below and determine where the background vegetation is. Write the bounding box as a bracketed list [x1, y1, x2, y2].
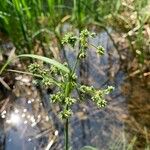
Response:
[0, 0, 150, 149]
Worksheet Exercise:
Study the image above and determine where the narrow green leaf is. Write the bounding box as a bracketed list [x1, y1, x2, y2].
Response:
[115, 0, 121, 13]
[0, 14, 9, 25]
[13, 0, 20, 12]
[7, 69, 60, 86]
[18, 54, 69, 73]
[48, 0, 55, 14]
[21, 0, 31, 19]
[0, 54, 69, 75]
[80, 146, 98, 150]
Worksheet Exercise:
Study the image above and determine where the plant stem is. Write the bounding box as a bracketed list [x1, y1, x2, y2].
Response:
[65, 117, 69, 150]
[64, 81, 71, 150]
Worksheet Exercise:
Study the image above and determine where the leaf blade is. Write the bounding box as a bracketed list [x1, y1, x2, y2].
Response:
[80, 146, 98, 150]
[18, 54, 69, 73]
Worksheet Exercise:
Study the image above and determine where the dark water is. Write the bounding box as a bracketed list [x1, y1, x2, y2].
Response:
[0, 30, 149, 150]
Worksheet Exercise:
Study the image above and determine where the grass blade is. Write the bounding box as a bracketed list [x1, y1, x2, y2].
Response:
[17, 54, 69, 73]
[0, 54, 69, 76]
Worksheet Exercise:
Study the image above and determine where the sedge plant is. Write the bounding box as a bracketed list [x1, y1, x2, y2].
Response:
[28, 29, 114, 150]
[0, 29, 114, 150]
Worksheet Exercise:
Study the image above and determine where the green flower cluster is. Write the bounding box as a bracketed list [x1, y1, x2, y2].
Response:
[62, 32, 77, 47]
[51, 92, 76, 119]
[28, 29, 114, 120]
[62, 29, 104, 59]
[29, 63, 77, 119]
[51, 91, 64, 103]
[28, 63, 56, 88]
[79, 85, 114, 108]
[96, 46, 105, 55]
[28, 63, 40, 74]
[60, 109, 72, 119]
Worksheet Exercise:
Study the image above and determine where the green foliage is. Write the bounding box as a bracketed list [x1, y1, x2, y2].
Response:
[0, 0, 149, 67]
[0, 0, 66, 53]
[27, 30, 114, 121]
[27, 30, 114, 149]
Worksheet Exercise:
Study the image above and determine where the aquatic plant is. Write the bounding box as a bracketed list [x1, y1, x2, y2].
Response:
[0, 29, 114, 150]
[27, 29, 114, 150]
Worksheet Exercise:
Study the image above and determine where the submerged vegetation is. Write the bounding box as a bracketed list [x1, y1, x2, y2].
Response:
[0, 0, 150, 150]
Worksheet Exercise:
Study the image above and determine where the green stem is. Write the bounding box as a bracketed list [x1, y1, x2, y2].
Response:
[65, 116, 69, 150]
[64, 52, 80, 150]
[64, 81, 71, 150]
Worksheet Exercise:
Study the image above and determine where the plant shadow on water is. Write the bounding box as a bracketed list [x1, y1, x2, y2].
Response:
[0, 30, 149, 150]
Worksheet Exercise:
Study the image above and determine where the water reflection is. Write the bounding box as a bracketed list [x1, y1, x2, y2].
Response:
[7, 113, 21, 125]
[0, 74, 57, 150]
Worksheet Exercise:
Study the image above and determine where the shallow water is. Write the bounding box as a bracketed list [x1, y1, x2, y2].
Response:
[0, 30, 149, 150]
